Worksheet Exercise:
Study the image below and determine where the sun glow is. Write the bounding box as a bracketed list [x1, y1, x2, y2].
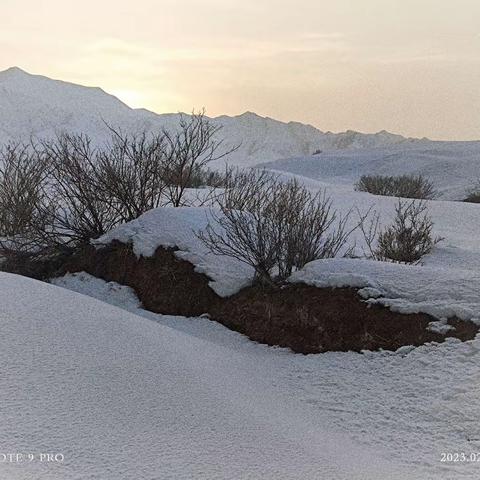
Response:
[2, 0, 480, 139]
[108, 88, 146, 109]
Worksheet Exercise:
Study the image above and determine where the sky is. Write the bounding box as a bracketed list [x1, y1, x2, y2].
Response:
[2, 0, 480, 140]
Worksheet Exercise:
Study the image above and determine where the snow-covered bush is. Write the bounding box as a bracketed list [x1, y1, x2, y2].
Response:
[355, 174, 436, 200]
[361, 199, 441, 264]
[198, 170, 354, 285]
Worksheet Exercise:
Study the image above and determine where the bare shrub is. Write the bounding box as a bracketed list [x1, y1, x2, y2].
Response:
[95, 130, 168, 222]
[355, 174, 436, 199]
[198, 170, 355, 285]
[40, 134, 120, 249]
[184, 166, 227, 189]
[0, 144, 46, 238]
[360, 199, 441, 264]
[162, 111, 237, 207]
[464, 180, 480, 203]
[0, 111, 236, 277]
[0, 144, 50, 262]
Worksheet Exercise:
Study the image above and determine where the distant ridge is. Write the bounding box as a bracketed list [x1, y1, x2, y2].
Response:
[0, 66, 432, 167]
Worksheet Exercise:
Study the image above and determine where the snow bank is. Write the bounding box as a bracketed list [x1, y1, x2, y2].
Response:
[93, 207, 253, 297]
[0, 272, 405, 479]
[291, 258, 480, 322]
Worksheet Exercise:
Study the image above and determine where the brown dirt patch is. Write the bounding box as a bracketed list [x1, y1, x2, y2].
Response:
[60, 242, 221, 317]
[213, 284, 478, 353]
[58, 242, 479, 354]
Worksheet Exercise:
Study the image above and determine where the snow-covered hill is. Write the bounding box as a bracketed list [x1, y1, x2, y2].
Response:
[260, 142, 480, 200]
[0, 271, 407, 479]
[91, 194, 480, 319]
[0, 67, 429, 167]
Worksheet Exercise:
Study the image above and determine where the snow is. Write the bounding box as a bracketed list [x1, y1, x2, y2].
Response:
[51, 271, 480, 479]
[259, 143, 480, 200]
[1, 271, 408, 479]
[290, 258, 480, 323]
[4, 65, 480, 478]
[93, 206, 253, 297]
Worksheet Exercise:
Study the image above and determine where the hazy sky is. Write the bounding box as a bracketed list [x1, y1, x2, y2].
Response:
[2, 0, 480, 140]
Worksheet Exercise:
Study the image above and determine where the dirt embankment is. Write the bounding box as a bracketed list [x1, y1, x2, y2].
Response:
[60, 242, 478, 354]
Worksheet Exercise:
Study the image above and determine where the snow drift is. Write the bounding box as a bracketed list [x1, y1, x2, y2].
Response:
[0, 272, 406, 479]
[49, 270, 480, 480]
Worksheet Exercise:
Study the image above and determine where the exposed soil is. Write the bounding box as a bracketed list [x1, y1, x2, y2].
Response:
[60, 241, 221, 318]
[215, 285, 477, 354]
[58, 242, 479, 354]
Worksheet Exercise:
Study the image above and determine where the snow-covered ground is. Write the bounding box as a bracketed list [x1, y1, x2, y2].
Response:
[83, 190, 480, 475]
[48, 271, 480, 479]
[291, 258, 480, 323]
[259, 143, 480, 200]
[2, 271, 413, 480]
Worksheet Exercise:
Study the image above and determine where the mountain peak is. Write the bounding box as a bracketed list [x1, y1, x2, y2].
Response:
[0, 66, 29, 77]
[237, 111, 261, 119]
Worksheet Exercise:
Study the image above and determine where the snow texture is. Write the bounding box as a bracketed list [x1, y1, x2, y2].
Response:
[2, 271, 407, 480]
[52, 271, 480, 479]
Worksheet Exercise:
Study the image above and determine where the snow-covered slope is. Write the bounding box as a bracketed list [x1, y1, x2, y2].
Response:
[0, 67, 170, 145]
[93, 207, 253, 297]
[50, 269, 480, 480]
[260, 142, 480, 200]
[0, 271, 408, 479]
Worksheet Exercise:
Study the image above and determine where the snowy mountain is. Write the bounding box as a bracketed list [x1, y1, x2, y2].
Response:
[1, 67, 479, 197]
[0, 67, 157, 143]
[0, 67, 425, 166]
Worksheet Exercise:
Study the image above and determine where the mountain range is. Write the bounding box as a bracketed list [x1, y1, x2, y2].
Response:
[0, 66, 430, 167]
[1, 66, 479, 199]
